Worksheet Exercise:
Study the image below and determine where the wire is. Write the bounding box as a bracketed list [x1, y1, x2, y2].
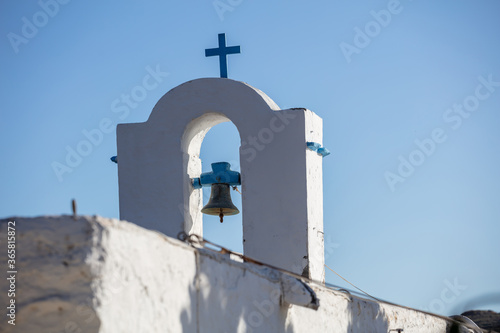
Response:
[324, 263, 381, 302]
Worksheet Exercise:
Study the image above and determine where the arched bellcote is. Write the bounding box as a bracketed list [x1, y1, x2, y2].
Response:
[116, 78, 326, 281]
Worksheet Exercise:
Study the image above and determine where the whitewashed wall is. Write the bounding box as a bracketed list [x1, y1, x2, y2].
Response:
[0, 216, 455, 333]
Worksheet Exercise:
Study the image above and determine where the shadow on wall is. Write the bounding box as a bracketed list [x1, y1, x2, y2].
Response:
[178, 251, 391, 332]
[347, 299, 390, 333]
[180, 281, 197, 332]
[179, 251, 298, 332]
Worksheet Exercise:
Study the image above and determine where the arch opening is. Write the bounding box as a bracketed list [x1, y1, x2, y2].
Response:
[181, 112, 243, 252]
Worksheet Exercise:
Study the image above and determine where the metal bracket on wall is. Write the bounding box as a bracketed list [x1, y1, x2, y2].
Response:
[306, 142, 330, 157]
[191, 162, 241, 189]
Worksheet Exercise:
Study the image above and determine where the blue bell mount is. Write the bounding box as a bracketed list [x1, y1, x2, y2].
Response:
[306, 142, 330, 157]
[192, 162, 241, 189]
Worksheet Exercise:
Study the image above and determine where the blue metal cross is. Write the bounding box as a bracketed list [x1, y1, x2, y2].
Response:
[205, 33, 240, 78]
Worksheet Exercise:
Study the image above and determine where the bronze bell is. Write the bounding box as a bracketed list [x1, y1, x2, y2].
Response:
[201, 183, 240, 223]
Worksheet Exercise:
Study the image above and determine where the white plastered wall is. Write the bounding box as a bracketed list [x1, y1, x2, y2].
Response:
[0, 216, 453, 333]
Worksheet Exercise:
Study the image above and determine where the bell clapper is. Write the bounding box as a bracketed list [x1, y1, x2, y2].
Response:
[219, 209, 224, 223]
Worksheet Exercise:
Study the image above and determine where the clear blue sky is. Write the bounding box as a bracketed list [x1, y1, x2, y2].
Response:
[1, 0, 499, 316]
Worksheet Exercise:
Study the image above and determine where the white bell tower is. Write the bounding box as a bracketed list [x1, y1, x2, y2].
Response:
[116, 78, 327, 281]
